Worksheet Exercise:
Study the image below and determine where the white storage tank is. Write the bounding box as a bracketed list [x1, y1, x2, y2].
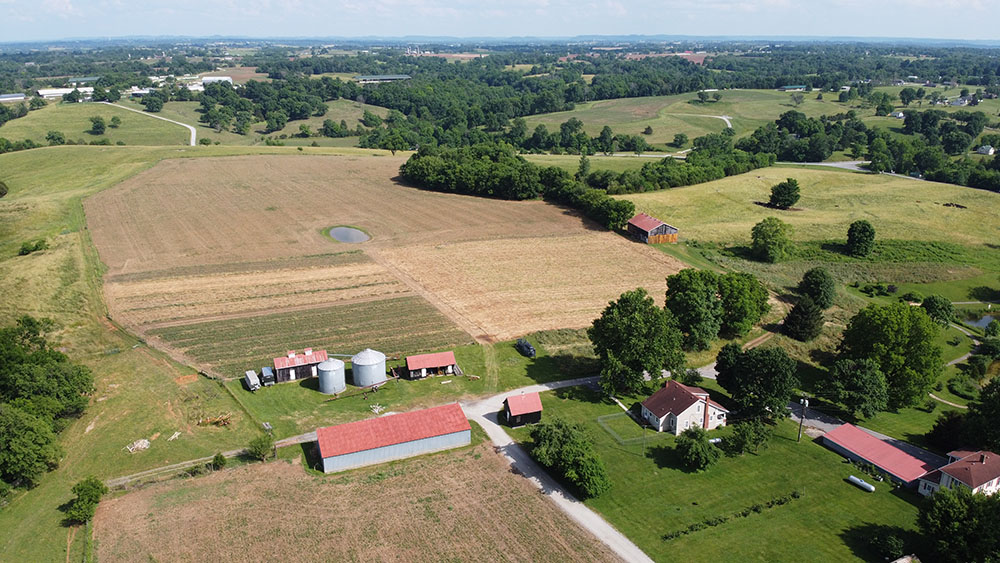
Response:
[352, 348, 387, 387]
[317, 359, 346, 394]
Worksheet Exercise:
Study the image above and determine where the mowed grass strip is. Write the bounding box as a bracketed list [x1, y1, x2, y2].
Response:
[148, 296, 474, 377]
[94, 442, 619, 563]
[0, 101, 190, 146]
[619, 166, 1000, 246]
[511, 386, 920, 562]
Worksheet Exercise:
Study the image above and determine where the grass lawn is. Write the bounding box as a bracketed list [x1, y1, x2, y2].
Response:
[0, 101, 190, 146]
[511, 386, 922, 561]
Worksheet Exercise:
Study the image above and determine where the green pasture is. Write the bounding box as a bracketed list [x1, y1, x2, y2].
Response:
[0, 101, 190, 146]
[510, 386, 922, 562]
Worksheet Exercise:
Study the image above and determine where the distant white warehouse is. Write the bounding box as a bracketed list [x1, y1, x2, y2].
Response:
[202, 76, 233, 86]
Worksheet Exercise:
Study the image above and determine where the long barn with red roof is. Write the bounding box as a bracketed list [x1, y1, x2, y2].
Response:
[316, 403, 471, 473]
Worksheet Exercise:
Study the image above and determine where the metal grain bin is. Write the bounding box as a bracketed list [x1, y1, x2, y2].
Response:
[351, 348, 387, 388]
[317, 359, 346, 394]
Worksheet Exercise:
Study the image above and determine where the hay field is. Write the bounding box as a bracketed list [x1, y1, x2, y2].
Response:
[619, 166, 1000, 246]
[379, 233, 685, 340]
[94, 442, 620, 563]
[0, 101, 190, 146]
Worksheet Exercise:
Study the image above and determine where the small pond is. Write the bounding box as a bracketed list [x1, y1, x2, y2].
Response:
[968, 314, 998, 329]
[328, 226, 370, 243]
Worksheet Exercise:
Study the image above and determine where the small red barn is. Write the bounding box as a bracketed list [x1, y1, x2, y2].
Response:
[504, 392, 543, 427]
[627, 213, 678, 244]
[272, 348, 327, 383]
[404, 351, 458, 379]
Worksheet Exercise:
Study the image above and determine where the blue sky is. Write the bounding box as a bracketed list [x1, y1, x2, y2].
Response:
[0, 0, 995, 43]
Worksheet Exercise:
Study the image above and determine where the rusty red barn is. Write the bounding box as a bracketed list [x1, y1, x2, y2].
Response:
[627, 213, 678, 244]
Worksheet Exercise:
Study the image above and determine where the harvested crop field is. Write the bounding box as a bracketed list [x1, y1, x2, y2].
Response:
[378, 233, 685, 340]
[94, 441, 620, 563]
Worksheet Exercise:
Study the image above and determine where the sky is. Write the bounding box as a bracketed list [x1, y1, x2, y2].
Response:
[0, 0, 996, 43]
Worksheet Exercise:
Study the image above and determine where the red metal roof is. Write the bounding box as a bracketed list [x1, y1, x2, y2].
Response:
[823, 424, 938, 483]
[642, 381, 727, 418]
[505, 392, 543, 417]
[939, 450, 1000, 489]
[405, 351, 456, 371]
[273, 349, 328, 370]
[627, 213, 666, 233]
[316, 403, 470, 459]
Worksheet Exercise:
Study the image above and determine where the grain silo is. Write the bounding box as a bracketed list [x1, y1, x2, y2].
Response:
[317, 359, 346, 394]
[351, 348, 387, 387]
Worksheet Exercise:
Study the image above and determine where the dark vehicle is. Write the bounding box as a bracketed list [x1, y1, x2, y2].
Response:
[515, 338, 536, 358]
[259, 366, 276, 386]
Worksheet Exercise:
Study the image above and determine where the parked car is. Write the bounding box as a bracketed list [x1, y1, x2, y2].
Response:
[515, 338, 536, 358]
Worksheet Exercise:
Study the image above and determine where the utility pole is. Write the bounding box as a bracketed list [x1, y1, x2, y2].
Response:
[797, 396, 809, 442]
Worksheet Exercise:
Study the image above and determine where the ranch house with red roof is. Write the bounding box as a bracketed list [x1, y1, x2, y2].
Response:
[316, 403, 471, 473]
[627, 213, 678, 244]
[821, 423, 942, 485]
[272, 348, 327, 383]
[917, 450, 1000, 497]
[504, 391, 543, 427]
[404, 351, 458, 379]
[640, 380, 727, 435]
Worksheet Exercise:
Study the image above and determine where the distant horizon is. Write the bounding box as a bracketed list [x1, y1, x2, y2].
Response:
[1, 0, 997, 45]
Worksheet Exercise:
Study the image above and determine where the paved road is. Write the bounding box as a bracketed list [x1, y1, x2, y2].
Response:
[102, 102, 197, 146]
[461, 377, 652, 563]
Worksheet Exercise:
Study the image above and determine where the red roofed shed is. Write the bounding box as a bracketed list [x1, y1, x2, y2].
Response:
[404, 351, 458, 379]
[822, 424, 940, 484]
[316, 403, 471, 473]
[272, 349, 327, 383]
[627, 213, 678, 244]
[504, 392, 543, 427]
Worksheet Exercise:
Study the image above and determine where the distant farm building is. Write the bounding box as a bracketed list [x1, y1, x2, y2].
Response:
[890, 111, 905, 119]
[37, 87, 93, 100]
[353, 74, 411, 84]
[779, 85, 807, 92]
[66, 76, 100, 85]
[918, 450, 1000, 497]
[822, 423, 941, 485]
[978, 145, 996, 156]
[640, 380, 727, 435]
[504, 392, 543, 427]
[627, 213, 678, 244]
[272, 348, 328, 383]
[404, 351, 458, 379]
[0, 93, 26, 103]
[202, 76, 233, 86]
[316, 403, 471, 473]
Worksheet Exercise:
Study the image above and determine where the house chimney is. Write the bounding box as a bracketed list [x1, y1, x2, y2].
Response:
[703, 395, 711, 430]
[982, 453, 988, 464]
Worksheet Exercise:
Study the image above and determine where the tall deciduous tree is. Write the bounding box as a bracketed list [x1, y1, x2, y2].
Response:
[530, 417, 610, 498]
[783, 295, 824, 342]
[838, 303, 941, 408]
[715, 344, 798, 421]
[717, 272, 770, 338]
[751, 217, 793, 263]
[64, 476, 108, 524]
[918, 485, 1000, 563]
[768, 177, 801, 209]
[798, 267, 836, 309]
[846, 219, 876, 257]
[672, 133, 688, 148]
[921, 295, 955, 327]
[730, 418, 772, 455]
[676, 426, 721, 471]
[588, 288, 685, 395]
[0, 404, 61, 486]
[665, 269, 722, 351]
[88, 116, 106, 135]
[966, 378, 1000, 452]
[826, 358, 889, 418]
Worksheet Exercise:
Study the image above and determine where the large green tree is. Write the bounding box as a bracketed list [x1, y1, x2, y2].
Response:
[966, 378, 1000, 452]
[768, 178, 801, 209]
[783, 295, 824, 342]
[846, 219, 876, 257]
[751, 217, 793, 263]
[715, 344, 798, 421]
[530, 417, 611, 498]
[921, 294, 955, 327]
[918, 485, 1000, 563]
[797, 267, 836, 309]
[675, 426, 721, 471]
[665, 269, 722, 351]
[717, 272, 770, 338]
[838, 303, 941, 408]
[64, 476, 108, 524]
[0, 404, 61, 486]
[589, 288, 685, 395]
[826, 358, 889, 418]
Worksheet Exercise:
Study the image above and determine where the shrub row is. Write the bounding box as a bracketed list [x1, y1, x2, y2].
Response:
[661, 491, 802, 541]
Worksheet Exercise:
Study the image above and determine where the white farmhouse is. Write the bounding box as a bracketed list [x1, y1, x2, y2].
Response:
[640, 380, 728, 435]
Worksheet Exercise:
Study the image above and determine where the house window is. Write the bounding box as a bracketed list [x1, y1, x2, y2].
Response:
[718, 413, 725, 420]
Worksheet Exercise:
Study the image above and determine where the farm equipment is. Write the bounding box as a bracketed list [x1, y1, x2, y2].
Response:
[515, 338, 536, 358]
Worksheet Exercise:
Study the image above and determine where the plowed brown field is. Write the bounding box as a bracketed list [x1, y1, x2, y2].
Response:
[94, 442, 621, 562]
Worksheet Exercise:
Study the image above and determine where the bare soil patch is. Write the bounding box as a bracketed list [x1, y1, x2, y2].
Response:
[173, 374, 198, 385]
[94, 442, 620, 562]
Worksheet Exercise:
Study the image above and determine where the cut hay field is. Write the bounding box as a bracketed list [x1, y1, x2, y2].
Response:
[0, 101, 190, 145]
[85, 153, 684, 363]
[94, 441, 620, 563]
[619, 166, 1000, 246]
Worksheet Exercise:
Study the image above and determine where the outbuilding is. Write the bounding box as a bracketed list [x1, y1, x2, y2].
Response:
[316, 403, 471, 473]
[0, 93, 26, 103]
[627, 213, 678, 244]
[504, 392, 543, 427]
[272, 348, 328, 383]
[202, 76, 233, 86]
[244, 370, 261, 392]
[978, 145, 996, 156]
[822, 423, 941, 485]
[404, 351, 458, 379]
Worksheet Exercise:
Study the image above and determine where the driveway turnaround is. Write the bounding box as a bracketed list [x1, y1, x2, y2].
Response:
[462, 377, 652, 563]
